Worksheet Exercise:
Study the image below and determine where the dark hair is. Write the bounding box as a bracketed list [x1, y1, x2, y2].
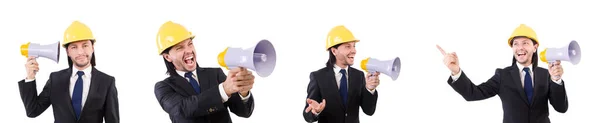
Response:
[510, 36, 538, 67]
[161, 47, 178, 76]
[325, 43, 343, 68]
[65, 41, 96, 68]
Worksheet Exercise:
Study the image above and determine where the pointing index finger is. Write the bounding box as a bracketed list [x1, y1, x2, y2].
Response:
[436, 44, 447, 56]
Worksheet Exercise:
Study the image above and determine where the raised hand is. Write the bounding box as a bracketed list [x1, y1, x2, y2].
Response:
[548, 60, 563, 81]
[25, 56, 39, 80]
[366, 72, 380, 91]
[437, 45, 460, 75]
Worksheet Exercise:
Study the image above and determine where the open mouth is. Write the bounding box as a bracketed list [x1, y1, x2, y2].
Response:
[184, 55, 195, 65]
[516, 52, 526, 57]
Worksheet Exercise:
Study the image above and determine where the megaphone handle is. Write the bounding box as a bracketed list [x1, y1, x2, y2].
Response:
[547, 61, 561, 79]
[30, 56, 39, 73]
[368, 71, 376, 77]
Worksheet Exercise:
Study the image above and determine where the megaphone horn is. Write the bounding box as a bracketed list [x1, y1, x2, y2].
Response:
[218, 39, 277, 77]
[20, 41, 60, 63]
[540, 40, 581, 65]
[360, 57, 401, 81]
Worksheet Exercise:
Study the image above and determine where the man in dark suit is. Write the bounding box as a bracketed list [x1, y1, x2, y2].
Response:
[437, 24, 568, 123]
[303, 25, 380, 123]
[154, 21, 255, 123]
[19, 21, 119, 123]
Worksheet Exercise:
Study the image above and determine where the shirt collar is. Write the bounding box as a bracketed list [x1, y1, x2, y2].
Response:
[71, 65, 92, 78]
[333, 64, 349, 75]
[516, 63, 533, 73]
[176, 69, 197, 79]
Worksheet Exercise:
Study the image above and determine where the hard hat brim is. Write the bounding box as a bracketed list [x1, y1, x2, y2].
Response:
[508, 36, 538, 47]
[62, 39, 96, 48]
[325, 39, 360, 51]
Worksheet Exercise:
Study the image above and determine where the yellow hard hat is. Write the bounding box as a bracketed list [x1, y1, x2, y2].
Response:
[325, 25, 359, 50]
[508, 24, 539, 47]
[156, 21, 195, 55]
[63, 21, 95, 47]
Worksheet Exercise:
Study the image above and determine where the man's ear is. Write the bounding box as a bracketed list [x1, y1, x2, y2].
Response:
[534, 44, 539, 52]
[330, 48, 337, 56]
[163, 54, 172, 62]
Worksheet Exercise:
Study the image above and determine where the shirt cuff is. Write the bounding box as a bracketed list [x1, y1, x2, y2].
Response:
[24, 78, 35, 83]
[239, 91, 252, 103]
[218, 83, 230, 103]
[552, 78, 563, 85]
[450, 69, 462, 83]
[366, 87, 376, 94]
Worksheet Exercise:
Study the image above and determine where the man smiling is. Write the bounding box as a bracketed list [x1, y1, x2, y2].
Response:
[303, 25, 380, 123]
[438, 24, 569, 123]
[18, 21, 119, 123]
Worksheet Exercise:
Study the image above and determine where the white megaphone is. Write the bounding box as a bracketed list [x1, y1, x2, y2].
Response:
[20, 41, 60, 63]
[218, 39, 276, 77]
[360, 57, 401, 81]
[540, 40, 581, 65]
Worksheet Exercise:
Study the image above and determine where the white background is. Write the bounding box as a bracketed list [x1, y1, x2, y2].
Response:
[1, 0, 598, 122]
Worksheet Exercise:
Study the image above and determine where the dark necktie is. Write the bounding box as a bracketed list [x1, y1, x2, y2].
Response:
[340, 69, 348, 106]
[523, 67, 533, 104]
[72, 71, 84, 120]
[185, 72, 201, 94]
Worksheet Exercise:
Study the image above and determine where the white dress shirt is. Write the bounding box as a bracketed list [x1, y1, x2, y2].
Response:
[450, 64, 563, 86]
[176, 70, 251, 103]
[25, 65, 93, 110]
[332, 65, 376, 95]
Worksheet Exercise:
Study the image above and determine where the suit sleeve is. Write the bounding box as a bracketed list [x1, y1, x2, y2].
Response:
[104, 77, 120, 123]
[360, 72, 378, 116]
[154, 76, 225, 118]
[447, 69, 501, 101]
[548, 79, 568, 113]
[18, 76, 52, 117]
[222, 69, 255, 118]
[303, 72, 321, 122]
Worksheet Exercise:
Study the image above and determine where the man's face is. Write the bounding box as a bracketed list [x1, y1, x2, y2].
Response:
[163, 39, 197, 72]
[67, 40, 94, 68]
[511, 37, 538, 65]
[332, 42, 357, 66]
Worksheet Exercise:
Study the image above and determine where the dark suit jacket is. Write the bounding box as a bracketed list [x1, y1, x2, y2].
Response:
[154, 67, 254, 123]
[303, 66, 378, 123]
[18, 67, 119, 123]
[448, 65, 568, 123]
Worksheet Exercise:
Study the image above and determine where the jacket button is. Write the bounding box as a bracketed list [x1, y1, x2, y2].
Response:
[345, 113, 347, 116]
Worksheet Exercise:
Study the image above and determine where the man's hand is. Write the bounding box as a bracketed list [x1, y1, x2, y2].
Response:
[366, 72, 380, 91]
[305, 99, 326, 115]
[223, 68, 242, 97]
[25, 56, 39, 80]
[437, 45, 460, 75]
[548, 60, 564, 81]
[235, 67, 255, 97]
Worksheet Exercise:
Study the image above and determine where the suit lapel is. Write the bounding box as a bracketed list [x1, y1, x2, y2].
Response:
[324, 68, 345, 111]
[531, 67, 547, 106]
[80, 68, 101, 119]
[169, 75, 198, 96]
[196, 68, 211, 92]
[509, 65, 529, 105]
[346, 68, 360, 109]
[59, 68, 78, 120]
